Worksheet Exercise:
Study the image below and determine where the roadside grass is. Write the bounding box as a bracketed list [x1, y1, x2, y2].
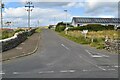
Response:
[0, 29, 27, 40]
[60, 32, 91, 44]
[0, 30, 15, 39]
[35, 27, 41, 33]
[59, 30, 118, 49]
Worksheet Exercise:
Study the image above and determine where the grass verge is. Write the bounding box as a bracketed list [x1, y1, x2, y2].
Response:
[59, 31, 106, 50]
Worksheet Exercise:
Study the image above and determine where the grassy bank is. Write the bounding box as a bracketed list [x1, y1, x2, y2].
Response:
[0, 30, 15, 39]
[59, 30, 118, 49]
[35, 27, 41, 33]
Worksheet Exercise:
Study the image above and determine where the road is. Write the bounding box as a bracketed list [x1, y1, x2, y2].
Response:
[2, 29, 118, 78]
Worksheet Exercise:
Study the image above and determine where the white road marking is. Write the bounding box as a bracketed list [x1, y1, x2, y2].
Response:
[45, 71, 54, 73]
[107, 69, 116, 71]
[16, 47, 23, 50]
[82, 70, 88, 72]
[60, 70, 68, 73]
[12, 71, 55, 75]
[0, 72, 5, 74]
[85, 49, 109, 58]
[38, 71, 54, 74]
[69, 70, 76, 73]
[82, 69, 92, 72]
[96, 66, 106, 71]
[13, 72, 30, 74]
[101, 55, 109, 57]
[79, 55, 106, 71]
[85, 50, 92, 55]
[60, 70, 75, 73]
[92, 55, 103, 58]
[38, 72, 43, 74]
[13, 72, 19, 74]
[61, 44, 70, 50]
[21, 43, 25, 44]
[113, 65, 119, 68]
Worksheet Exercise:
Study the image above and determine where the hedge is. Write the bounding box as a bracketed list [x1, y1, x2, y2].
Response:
[68, 24, 114, 31]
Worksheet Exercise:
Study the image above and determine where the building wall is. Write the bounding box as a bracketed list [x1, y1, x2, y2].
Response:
[71, 20, 77, 27]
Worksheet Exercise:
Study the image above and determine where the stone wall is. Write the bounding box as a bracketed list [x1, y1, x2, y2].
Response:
[1, 29, 36, 52]
[105, 40, 120, 53]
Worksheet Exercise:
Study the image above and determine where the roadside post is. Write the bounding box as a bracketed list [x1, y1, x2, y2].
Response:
[82, 30, 88, 39]
[65, 27, 69, 35]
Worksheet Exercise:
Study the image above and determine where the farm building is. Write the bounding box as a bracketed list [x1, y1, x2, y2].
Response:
[71, 17, 120, 28]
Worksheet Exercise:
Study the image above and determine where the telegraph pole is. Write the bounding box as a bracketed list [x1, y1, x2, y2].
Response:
[1, 0, 4, 29]
[54, 16, 55, 26]
[25, 1, 34, 29]
[38, 20, 40, 27]
[64, 10, 67, 28]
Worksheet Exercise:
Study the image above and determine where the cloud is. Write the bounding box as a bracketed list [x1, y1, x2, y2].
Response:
[2, 0, 119, 28]
[3, 7, 27, 18]
[85, 1, 118, 12]
[62, 2, 84, 8]
[61, 1, 118, 18]
[3, 7, 72, 27]
[97, 15, 115, 18]
[4, 0, 119, 2]
[3, 0, 83, 2]
[82, 0, 119, 18]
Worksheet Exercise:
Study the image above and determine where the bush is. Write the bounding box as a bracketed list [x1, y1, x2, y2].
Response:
[96, 44, 105, 49]
[90, 42, 105, 49]
[15, 29, 25, 33]
[55, 22, 73, 32]
[2, 30, 14, 39]
[68, 24, 114, 31]
[55, 25, 66, 32]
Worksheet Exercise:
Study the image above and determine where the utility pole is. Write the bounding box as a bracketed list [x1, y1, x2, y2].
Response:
[1, 0, 4, 29]
[64, 10, 68, 34]
[38, 20, 40, 27]
[25, 1, 34, 29]
[64, 10, 67, 28]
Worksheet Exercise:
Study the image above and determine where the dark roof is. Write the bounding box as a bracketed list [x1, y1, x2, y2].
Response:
[72, 17, 120, 24]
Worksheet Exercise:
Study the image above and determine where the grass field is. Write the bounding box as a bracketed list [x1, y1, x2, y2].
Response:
[60, 30, 118, 49]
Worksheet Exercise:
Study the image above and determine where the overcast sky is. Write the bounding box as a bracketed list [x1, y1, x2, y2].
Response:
[1, 0, 120, 28]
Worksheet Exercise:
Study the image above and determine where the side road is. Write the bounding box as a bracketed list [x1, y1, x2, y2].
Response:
[2, 33, 40, 61]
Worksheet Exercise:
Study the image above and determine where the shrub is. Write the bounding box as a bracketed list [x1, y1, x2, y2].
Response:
[96, 44, 105, 49]
[68, 24, 114, 31]
[15, 29, 25, 33]
[55, 22, 73, 32]
[55, 25, 66, 32]
[2, 30, 14, 39]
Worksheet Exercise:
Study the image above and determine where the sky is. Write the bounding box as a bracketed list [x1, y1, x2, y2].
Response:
[1, 0, 120, 28]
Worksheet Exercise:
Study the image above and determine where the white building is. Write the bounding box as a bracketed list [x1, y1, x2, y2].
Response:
[71, 17, 120, 27]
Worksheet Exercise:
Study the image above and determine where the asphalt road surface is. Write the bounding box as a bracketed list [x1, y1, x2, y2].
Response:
[2, 29, 118, 78]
